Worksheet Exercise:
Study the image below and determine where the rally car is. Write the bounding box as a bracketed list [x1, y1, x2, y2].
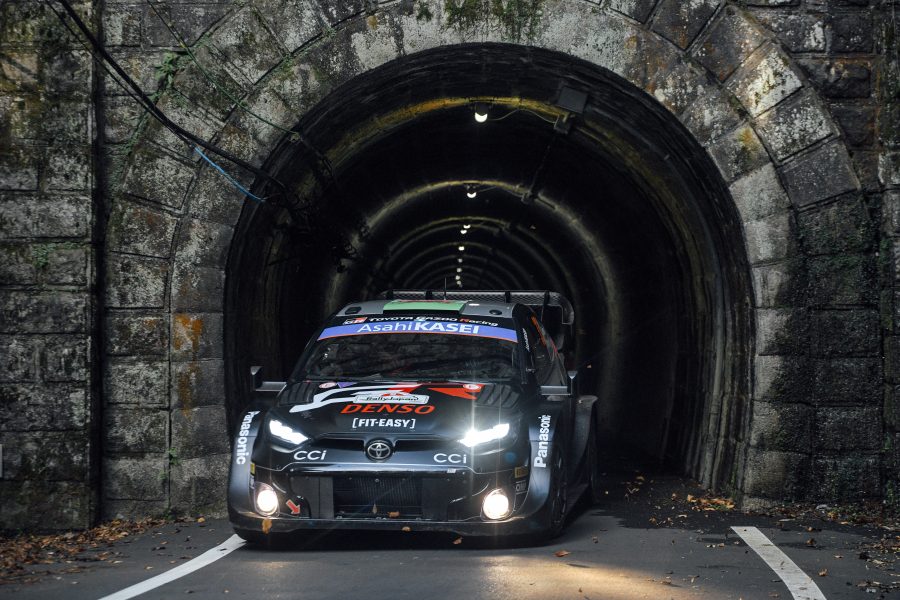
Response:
[227, 290, 602, 543]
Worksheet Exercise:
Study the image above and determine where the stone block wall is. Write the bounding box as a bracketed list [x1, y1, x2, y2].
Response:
[743, 0, 895, 505]
[0, 0, 97, 529]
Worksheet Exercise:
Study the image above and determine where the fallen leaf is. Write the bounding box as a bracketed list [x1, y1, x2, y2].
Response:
[388, 511, 400, 518]
[554, 550, 571, 557]
[401, 527, 411, 532]
[806, 538, 816, 547]
[453, 537, 462, 545]
[818, 568, 828, 577]
[196, 517, 205, 524]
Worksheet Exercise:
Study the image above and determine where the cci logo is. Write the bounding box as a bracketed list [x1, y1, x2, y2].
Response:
[293, 450, 327, 461]
[433, 453, 467, 464]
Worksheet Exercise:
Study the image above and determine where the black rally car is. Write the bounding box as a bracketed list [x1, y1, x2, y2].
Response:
[228, 290, 601, 542]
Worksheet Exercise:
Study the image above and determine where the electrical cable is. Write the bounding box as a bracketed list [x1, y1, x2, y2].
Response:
[50, 0, 289, 196]
[144, 0, 293, 136]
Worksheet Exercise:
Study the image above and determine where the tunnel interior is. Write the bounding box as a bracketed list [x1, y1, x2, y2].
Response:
[225, 44, 753, 491]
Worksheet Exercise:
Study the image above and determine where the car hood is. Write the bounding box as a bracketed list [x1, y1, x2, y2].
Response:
[270, 380, 524, 439]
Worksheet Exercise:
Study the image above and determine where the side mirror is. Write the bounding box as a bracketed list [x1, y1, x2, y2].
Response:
[567, 370, 578, 396]
[250, 366, 286, 405]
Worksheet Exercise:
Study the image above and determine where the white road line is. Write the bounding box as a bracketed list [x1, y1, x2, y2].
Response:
[732, 526, 827, 600]
[96, 534, 245, 600]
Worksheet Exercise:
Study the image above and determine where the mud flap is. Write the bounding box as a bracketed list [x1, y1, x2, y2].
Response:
[570, 395, 598, 476]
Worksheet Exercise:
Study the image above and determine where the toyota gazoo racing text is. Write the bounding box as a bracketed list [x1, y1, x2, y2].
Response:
[227, 291, 602, 542]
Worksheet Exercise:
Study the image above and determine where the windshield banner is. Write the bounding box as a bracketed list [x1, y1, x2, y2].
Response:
[318, 319, 518, 343]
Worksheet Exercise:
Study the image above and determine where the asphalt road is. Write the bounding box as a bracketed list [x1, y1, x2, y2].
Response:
[2, 474, 896, 600]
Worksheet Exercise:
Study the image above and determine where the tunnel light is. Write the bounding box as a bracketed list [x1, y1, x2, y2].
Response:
[458, 245, 465, 252]
[456, 268, 462, 273]
[457, 258, 463, 263]
[473, 103, 489, 123]
[460, 229, 467, 235]
[463, 224, 471, 229]
[466, 190, 478, 199]
[455, 275, 461, 281]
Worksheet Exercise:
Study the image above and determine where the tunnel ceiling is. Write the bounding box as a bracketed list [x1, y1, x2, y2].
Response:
[227, 44, 753, 488]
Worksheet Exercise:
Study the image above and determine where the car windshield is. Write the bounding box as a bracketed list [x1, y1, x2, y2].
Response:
[293, 320, 521, 382]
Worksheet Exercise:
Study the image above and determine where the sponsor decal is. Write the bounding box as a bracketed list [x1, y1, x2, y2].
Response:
[433, 452, 467, 464]
[318, 381, 337, 389]
[428, 384, 482, 400]
[293, 449, 328, 461]
[286, 499, 301, 515]
[514, 465, 529, 478]
[515, 480, 528, 494]
[533, 414, 551, 468]
[234, 411, 259, 465]
[317, 320, 517, 343]
[341, 403, 434, 415]
[291, 383, 424, 413]
[343, 317, 367, 324]
[463, 383, 481, 391]
[353, 393, 428, 404]
[352, 417, 416, 429]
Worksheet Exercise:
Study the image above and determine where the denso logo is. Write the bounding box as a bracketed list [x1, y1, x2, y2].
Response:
[341, 404, 434, 415]
[293, 449, 328, 461]
[533, 414, 551, 468]
[234, 411, 259, 465]
[434, 452, 467, 464]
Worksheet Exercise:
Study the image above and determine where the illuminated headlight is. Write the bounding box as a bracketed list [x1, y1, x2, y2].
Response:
[482, 489, 511, 520]
[269, 419, 308, 445]
[255, 483, 279, 516]
[459, 423, 510, 447]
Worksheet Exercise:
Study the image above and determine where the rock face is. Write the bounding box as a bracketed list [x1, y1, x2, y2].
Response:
[0, 0, 897, 529]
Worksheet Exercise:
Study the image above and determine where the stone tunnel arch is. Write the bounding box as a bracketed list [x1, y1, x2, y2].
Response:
[102, 0, 862, 517]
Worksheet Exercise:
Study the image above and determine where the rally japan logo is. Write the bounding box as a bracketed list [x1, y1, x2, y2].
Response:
[366, 440, 393, 461]
[289, 382, 485, 413]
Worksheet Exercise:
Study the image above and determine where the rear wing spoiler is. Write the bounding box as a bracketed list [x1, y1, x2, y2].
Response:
[379, 289, 574, 350]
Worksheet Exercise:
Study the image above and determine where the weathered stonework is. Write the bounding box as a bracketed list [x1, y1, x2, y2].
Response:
[1, 0, 896, 528]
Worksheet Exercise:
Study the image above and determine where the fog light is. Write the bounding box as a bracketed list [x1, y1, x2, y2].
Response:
[255, 484, 278, 516]
[482, 489, 510, 520]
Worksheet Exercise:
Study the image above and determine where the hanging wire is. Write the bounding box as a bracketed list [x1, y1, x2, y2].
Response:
[49, 0, 288, 199]
[144, 0, 293, 135]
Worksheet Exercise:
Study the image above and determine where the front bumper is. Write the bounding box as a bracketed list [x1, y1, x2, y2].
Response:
[229, 458, 550, 537]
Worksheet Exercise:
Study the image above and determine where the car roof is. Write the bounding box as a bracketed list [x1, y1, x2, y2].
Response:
[335, 299, 517, 320]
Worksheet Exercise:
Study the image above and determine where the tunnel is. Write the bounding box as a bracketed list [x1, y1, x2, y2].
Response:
[224, 44, 754, 492]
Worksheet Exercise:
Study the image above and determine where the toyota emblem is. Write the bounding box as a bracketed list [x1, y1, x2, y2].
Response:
[366, 440, 392, 461]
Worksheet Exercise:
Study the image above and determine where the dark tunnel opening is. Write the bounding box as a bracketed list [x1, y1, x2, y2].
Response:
[225, 44, 754, 492]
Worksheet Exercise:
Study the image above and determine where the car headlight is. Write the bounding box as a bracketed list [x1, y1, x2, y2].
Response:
[459, 423, 510, 447]
[269, 419, 308, 445]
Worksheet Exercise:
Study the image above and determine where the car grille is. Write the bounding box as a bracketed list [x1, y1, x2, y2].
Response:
[333, 476, 422, 518]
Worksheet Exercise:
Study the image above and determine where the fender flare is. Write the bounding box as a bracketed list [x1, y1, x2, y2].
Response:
[517, 404, 565, 516]
[227, 409, 265, 517]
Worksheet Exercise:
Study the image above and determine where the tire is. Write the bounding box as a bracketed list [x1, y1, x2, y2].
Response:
[541, 442, 569, 541]
[586, 421, 603, 504]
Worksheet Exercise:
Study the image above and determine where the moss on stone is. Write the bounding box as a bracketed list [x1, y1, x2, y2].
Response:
[443, 0, 544, 41]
